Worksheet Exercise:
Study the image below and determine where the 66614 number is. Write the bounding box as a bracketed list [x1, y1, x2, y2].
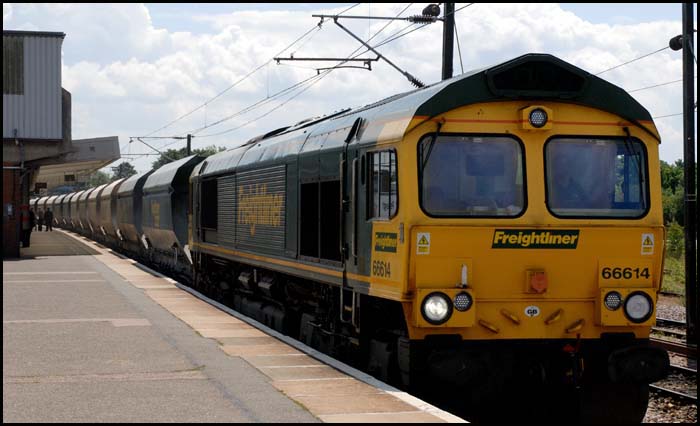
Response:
[372, 260, 391, 278]
[601, 267, 650, 280]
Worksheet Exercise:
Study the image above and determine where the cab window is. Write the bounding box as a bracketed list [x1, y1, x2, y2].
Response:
[367, 150, 398, 220]
[419, 135, 525, 217]
[545, 137, 648, 218]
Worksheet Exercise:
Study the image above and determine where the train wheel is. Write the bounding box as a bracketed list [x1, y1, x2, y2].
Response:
[579, 383, 649, 423]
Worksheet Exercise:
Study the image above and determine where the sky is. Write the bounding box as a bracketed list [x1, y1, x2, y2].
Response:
[3, 3, 696, 173]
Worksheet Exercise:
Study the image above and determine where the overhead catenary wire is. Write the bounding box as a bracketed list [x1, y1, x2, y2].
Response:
[194, 3, 420, 140]
[454, 18, 464, 74]
[135, 7, 362, 141]
[453, 3, 475, 15]
[140, 24, 325, 139]
[188, 3, 462, 143]
[627, 76, 696, 93]
[134, 3, 363, 155]
[195, 74, 328, 139]
[133, 137, 176, 161]
[182, 72, 326, 137]
[188, 4, 416, 138]
[135, 3, 455, 156]
[653, 112, 683, 119]
[370, 4, 474, 54]
[595, 46, 670, 76]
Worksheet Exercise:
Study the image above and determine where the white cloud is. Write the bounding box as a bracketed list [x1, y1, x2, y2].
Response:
[3, 3, 12, 21]
[4, 3, 175, 64]
[4, 3, 693, 171]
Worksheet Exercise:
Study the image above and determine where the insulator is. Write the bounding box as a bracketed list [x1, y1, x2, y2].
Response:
[408, 75, 425, 88]
[408, 15, 437, 24]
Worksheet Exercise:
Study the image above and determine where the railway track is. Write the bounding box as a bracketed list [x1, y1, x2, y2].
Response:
[650, 362, 698, 405]
[655, 317, 687, 328]
[650, 316, 696, 358]
[649, 317, 697, 407]
[649, 337, 696, 356]
[650, 384, 697, 405]
[658, 290, 684, 298]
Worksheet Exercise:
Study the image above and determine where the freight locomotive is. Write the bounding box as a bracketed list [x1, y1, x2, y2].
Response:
[37, 54, 670, 422]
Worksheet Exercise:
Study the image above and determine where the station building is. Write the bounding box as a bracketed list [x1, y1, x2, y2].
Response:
[3, 30, 119, 257]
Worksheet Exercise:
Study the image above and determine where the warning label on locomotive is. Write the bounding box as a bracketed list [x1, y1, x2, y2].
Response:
[416, 232, 431, 255]
[374, 232, 397, 253]
[641, 233, 654, 255]
[492, 229, 579, 249]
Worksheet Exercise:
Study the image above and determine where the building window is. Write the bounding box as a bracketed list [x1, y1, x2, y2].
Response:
[3, 36, 24, 95]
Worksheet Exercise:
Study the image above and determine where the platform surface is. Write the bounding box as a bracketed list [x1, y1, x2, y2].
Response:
[3, 230, 462, 423]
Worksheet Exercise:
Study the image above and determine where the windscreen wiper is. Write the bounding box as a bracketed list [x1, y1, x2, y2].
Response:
[421, 121, 443, 172]
[622, 127, 642, 182]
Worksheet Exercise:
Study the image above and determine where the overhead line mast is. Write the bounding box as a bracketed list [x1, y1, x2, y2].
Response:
[668, 3, 697, 347]
[442, 2, 455, 80]
[282, 3, 460, 87]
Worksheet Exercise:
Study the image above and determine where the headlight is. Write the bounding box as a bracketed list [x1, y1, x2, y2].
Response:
[623, 291, 653, 323]
[529, 108, 548, 128]
[604, 291, 623, 311]
[421, 292, 453, 325]
[454, 292, 473, 312]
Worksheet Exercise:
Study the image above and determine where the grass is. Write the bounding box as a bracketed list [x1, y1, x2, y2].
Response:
[661, 251, 685, 297]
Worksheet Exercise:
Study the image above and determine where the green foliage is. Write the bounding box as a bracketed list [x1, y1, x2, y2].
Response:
[659, 159, 683, 193]
[666, 221, 685, 258]
[659, 159, 696, 226]
[85, 170, 111, 187]
[112, 162, 137, 181]
[662, 186, 685, 225]
[151, 145, 226, 170]
[661, 253, 685, 297]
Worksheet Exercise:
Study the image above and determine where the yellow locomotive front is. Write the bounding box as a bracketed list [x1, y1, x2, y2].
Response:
[367, 55, 669, 422]
[404, 102, 664, 340]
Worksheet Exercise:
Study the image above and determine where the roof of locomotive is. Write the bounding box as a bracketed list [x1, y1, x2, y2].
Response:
[196, 53, 656, 179]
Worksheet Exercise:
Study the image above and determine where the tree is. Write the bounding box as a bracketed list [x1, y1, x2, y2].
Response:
[151, 145, 226, 170]
[659, 159, 697, 226]
[666, 221, 685, 258]
[85, 170, 111, 187]
[112, 162, 137, 181]
[660, 159, 683, 193]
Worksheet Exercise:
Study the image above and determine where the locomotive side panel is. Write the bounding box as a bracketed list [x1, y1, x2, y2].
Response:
[216, 174, 236, 247]
[233, 165, 286, 256]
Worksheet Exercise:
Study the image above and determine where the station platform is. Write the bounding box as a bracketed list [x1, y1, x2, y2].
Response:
[3, 230, 464, 423]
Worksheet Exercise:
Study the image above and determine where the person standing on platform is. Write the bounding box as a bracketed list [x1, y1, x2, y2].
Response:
[29, 208, 36, 235]
[45, 208, 54, 232]
[37, 208, 44, 231]
[21, 205, 33, 248]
